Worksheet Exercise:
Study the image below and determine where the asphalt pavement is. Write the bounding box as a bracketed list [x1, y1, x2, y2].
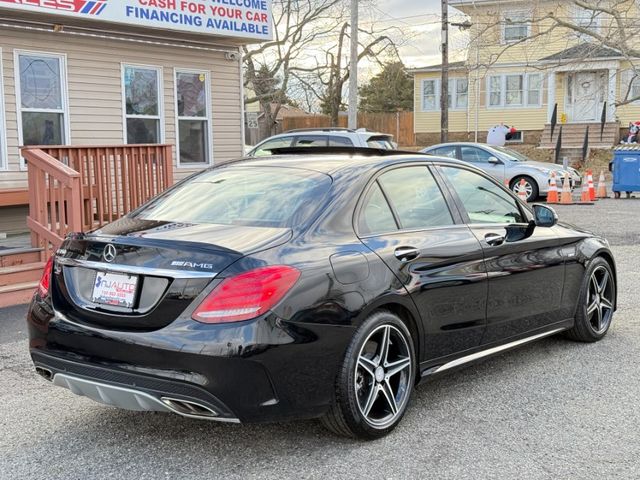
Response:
[1, 198, 639, 479]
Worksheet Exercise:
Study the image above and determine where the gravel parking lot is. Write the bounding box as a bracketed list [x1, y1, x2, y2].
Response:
[1, 199, 639, 480]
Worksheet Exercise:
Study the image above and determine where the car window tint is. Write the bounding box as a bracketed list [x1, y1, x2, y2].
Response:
[252, 137, 293, 156]
[431, 146, 457, 158]
[293, 136, 328, 147]
[460, 146, 494, 163]
[329, 136, 354, 146]
[136, 167, 332, 228]
[378, 167, 454, 229]
[440, 166, 526, 224]
[358, 183, 398, 235]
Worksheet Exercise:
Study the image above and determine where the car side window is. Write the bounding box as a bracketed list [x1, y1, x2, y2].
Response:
[378, 166, 454, 229]
[358, 183, 398, 235]
[439, 166, 526, 224]
[329, 136, 354, 146]
[431, 146, 458, 159]
[252, 136, 293, 156]
[460, 146, 494, 163]
[293, 135, 328, 147]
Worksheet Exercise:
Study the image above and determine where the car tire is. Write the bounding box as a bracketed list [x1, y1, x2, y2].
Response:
[321, 310, 416, 439]
[510, 175, 539, 202]
[565, 257, 616, 343]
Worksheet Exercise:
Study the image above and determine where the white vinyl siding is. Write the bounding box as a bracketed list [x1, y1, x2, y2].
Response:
[14, 50, 70, 169]
[487, 73, 542, 108]
[175, 68, 213, 166]
[0, 27, 244, 191]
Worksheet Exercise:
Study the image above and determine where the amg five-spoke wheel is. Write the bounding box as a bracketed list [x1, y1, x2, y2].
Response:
[322, 311, 416, 439]
[586, 265, 614, 334]
[355, 325, 412, 428]
[566, 257, 616, 342]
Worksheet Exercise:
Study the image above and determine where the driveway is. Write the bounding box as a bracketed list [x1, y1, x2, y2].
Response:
[1, 199, 639, 479]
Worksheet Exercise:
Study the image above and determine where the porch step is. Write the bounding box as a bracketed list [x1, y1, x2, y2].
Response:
[0, 281, 38, 308]
[539, 122, 620, 149]
[0, 262, 45, 287]
[0, 248, 42, 268]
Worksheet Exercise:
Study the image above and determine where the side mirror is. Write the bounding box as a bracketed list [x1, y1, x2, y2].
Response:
[505, 220, 536, 242]
[533, 204, 558, 227]
[487, 156, 501, 164]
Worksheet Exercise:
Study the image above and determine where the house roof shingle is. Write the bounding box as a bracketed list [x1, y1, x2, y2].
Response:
[541, 44, 623, 62]
[408, 60, 467, 75]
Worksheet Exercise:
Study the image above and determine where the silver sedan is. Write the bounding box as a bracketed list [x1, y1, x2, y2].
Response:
[422, 142, 581, 202]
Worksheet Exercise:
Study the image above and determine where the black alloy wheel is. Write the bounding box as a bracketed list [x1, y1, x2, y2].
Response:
[321, 311, 416, 439]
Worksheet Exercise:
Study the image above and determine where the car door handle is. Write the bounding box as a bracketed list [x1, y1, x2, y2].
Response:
[394, 246, 420, 262]
[484, 233, 505, 247]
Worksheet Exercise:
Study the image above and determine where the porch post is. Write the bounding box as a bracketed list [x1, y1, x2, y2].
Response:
[607, 69, 617, 121]
[547, 71, 556, 122]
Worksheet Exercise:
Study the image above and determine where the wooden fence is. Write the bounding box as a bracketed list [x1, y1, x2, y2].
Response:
[281, 112, 416, 147]
[23, 144, 174, 258]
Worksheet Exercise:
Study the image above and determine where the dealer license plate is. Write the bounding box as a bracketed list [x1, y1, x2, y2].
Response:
[91, 272, 138, 308]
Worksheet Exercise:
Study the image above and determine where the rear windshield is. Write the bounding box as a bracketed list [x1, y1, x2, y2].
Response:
[135, 167, 332, 228]
[366, 136, 394, 149]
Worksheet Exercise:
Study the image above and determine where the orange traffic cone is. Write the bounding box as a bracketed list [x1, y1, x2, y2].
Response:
[587, 169, 597, 201]
[580, 180, 590, 203]
[597, 170, 608, 198]
[518, 178, 528, 203]
[547, 172, 559, 204]
[560, 174, 573, 204]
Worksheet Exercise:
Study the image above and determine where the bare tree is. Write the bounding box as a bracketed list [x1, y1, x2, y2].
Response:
[292, 24, 400, 125]
[243, 0, 346, 136]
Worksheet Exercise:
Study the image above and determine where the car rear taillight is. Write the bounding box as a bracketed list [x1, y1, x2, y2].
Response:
[38, 257, 54, 298]
[192, 265, 301, 324]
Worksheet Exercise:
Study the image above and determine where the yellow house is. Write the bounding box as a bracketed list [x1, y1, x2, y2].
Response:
[411, 0, 640, 149]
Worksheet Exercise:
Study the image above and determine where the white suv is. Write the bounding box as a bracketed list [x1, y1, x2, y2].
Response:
[247, 128, 396, 156]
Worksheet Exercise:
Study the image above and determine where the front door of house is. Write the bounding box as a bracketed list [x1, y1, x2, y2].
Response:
[568, 71, 604, 122]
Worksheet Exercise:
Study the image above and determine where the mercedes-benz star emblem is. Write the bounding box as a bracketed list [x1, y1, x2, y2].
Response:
[102, 244, 117, 263]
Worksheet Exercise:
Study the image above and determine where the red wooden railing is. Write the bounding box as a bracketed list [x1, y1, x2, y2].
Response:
[23, 144, 174, 257]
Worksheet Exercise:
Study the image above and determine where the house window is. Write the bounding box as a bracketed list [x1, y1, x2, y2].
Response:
[422, 79, 438, 111]
[487, 73, 542, 107]
[505, 131, 524, 143]
[422, 78, 468, 111]
[15, 51, 69, 162]
[489, 75, 502, 106]
[123, 65, 162, 144]
[448, 78, 468, 110]
[503, 11, 530, 43]
[575, 6, 601, 35]
[175, 69, 211, 165]
[505, 74, 523, 106]
[526, 74, 542, 106]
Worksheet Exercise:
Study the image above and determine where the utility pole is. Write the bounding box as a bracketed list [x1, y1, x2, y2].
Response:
[348, 0, 358, 130]
[440, 0, 449, 143]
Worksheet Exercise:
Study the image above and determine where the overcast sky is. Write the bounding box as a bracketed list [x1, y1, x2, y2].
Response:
[362, 0, 468, 69]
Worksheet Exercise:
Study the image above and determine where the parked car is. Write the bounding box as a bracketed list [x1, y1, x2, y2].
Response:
[28, 150, 616, 440]
[422, 142, 581, 202]
[247, 128, 396, 156]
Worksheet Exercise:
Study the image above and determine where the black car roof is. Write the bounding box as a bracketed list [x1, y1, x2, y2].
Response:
[225, 152, 470, 175]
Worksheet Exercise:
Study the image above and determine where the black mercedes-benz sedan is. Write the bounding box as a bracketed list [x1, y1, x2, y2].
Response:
[27, 150, 617, 439]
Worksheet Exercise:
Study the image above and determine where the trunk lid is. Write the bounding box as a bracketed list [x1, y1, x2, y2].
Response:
[52, 218, 292, 331]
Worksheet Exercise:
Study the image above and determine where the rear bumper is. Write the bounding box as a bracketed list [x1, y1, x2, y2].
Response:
[27, 297, 353, 423]
[32, 351, 239, 422]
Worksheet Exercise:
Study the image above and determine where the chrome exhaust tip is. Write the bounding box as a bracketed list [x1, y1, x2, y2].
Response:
[160, 397, 218, 418]
[35, 366, 53, 381]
